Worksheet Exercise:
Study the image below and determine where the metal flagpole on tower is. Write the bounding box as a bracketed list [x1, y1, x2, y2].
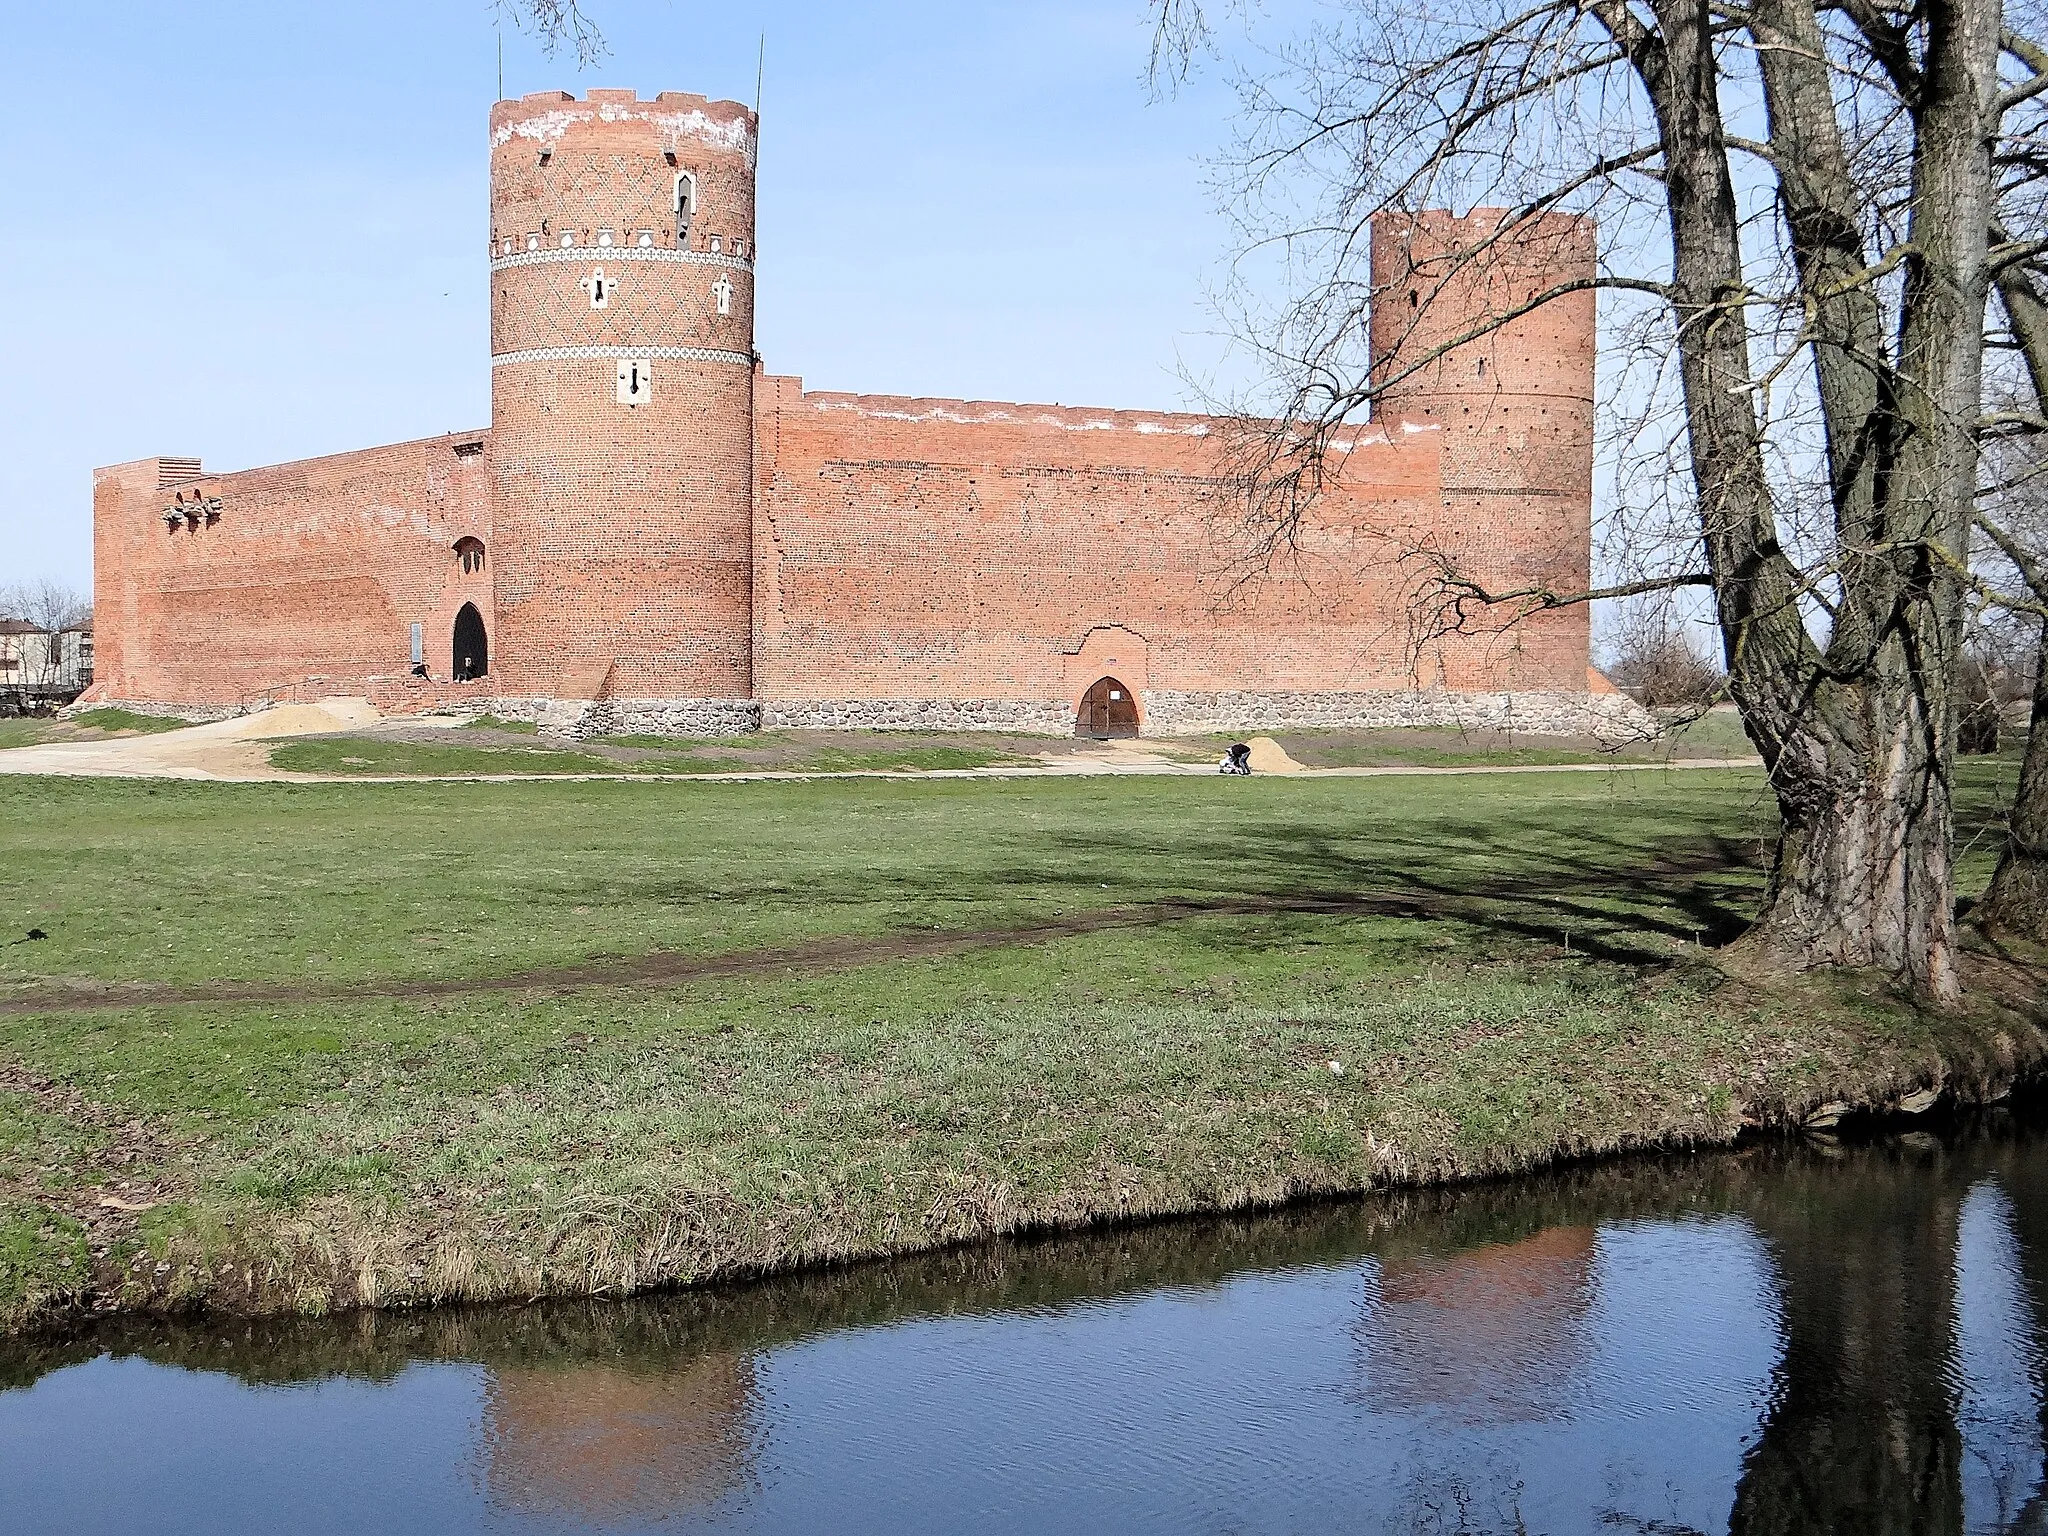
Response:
[755, 34, 765, 116]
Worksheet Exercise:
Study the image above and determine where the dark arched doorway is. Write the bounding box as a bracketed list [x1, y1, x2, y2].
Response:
[1076, 676, 1139, 738]
[453, 604, 488, 681]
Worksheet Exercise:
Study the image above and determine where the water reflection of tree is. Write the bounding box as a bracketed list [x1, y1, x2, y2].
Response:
[1980, 1128, 2048, 1535]
[1347, 1136, 2013, 1535]
[1728, 1139, 1970, 1536]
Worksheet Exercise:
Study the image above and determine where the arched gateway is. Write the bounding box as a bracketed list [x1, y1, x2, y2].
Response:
[1076, 677, 1139, 739]
[453, 603, 488, 681]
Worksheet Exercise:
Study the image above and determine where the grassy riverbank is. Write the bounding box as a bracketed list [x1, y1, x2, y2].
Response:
[1, 760, 2039, 1333]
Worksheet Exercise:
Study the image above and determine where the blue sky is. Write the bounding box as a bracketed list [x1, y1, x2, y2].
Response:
[1, 1, 1256, 591]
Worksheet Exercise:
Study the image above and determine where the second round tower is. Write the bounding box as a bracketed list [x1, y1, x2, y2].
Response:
[487, 89, 758, 711]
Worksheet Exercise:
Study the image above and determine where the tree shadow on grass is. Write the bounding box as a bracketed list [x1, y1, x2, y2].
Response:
[1006, 808, 1771, 972]
[0, 793, 1781, 1015]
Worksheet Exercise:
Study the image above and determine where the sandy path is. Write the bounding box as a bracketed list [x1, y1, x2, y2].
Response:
[0, 701, 1764, 785]
[0, 699, 383, 781]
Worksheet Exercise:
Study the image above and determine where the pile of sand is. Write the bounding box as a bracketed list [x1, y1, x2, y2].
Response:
[1244, 736, 1305, 775]
[229, 697, 382, 740]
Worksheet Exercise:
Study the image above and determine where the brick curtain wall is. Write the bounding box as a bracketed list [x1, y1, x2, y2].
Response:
[91, 437, 492, 708]
[752, 381, 1590, 716]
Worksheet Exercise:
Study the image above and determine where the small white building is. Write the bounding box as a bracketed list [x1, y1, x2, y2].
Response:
[0, 618, 92, 704]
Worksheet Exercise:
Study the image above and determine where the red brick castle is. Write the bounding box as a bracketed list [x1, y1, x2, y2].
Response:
[90, 89, 1629, 738]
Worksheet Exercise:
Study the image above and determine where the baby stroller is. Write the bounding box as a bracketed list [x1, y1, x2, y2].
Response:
[1218, 742, 1253, 776]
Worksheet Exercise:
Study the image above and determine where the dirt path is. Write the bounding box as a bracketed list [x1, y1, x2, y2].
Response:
[0, 699, 383, 781]
[0, 699, 1764, 784]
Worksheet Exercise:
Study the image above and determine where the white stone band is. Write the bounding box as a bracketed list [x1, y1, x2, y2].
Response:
[490, 247, 753, 274]
[490, 345, 754, 368]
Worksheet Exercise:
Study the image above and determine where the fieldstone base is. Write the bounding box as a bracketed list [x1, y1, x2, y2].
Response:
[475, 689, 1660, 742]
[760, 698, 1074, 734]
[1138, 688, 1659, 742]
[84, 688, 1660, 745]
[602, 698, 765, 738]
[65, 698, 242, 724]
[485, 696, 765, 741]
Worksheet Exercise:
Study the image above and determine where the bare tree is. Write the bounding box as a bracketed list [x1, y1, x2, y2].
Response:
[0, 579, 89, 634]
[1607, 607, 1727, 707]
[1154, 0, 2048, 999]
[497, 0, 607, 68]
[1975, 422, 2048, 932]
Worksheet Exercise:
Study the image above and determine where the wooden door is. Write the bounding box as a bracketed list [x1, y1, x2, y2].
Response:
[1077, 677, 1139, 738]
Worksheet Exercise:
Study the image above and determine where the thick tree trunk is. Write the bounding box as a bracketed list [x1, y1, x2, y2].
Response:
[1980, 267, 2048, 945]
[1738, 0, 1966, 998]
[1981, 620, 2048, 940]
[1741, 698, 1960, 988]
[1751, 0, 1891, 543]
[1601, 0, 1979, 1002]
[1858, 0, 2000, 1003]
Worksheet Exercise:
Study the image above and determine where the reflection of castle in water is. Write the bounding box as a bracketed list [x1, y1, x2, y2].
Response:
[481, 1353, 758, 1521]
[1359, 1226, 1597, 1421]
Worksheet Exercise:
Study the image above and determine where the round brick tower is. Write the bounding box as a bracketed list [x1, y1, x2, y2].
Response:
[1368, 209, 1595, 689]
[487, 89, 758, 716]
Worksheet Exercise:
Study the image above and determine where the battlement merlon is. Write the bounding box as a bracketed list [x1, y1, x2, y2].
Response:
[94, 433, 491, 498]
[489, 90, 758, 162]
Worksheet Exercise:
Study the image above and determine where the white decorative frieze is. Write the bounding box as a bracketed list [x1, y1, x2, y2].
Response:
[490, 246, 753, 274]
[490, 344, 753, 368]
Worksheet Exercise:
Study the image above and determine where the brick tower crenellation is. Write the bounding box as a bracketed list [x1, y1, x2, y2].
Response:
[487, 88, 759, 705]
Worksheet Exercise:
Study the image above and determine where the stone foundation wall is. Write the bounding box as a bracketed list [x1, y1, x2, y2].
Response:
[486, 695, 764, 740]
[1139, 688, 1659, 741]
[759, 697, 1073, 734]
[82, 687, 1659, 744]
[472, 688, 1656, 742]
[65, 698, 243, 724]
[598, 698, 765, 738]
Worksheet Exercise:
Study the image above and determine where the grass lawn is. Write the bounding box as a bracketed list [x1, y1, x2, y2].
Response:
[0, 760, 2038, 1333]
[268, 732, 1038, 778]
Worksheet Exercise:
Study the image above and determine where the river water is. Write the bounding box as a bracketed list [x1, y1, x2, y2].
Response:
[5, 1120, 2048, 1534]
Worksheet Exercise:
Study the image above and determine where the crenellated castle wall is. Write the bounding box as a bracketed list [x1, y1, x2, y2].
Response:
[88, 92, 1619, 739]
